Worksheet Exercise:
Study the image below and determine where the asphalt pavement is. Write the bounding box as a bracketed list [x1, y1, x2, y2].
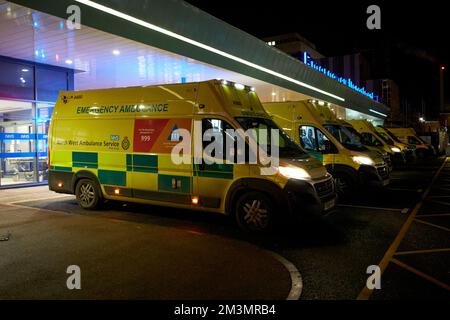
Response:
[0, 157, 448, 299]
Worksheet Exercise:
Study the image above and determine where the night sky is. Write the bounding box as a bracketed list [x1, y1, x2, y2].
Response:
[186, 0, 449, 119]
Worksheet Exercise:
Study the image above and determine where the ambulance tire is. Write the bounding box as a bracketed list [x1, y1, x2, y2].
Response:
[333, 172, 354, 199]
[234, 191, 274, 233]
[75, 178, 102, 210]
[416, 149, 426, 159]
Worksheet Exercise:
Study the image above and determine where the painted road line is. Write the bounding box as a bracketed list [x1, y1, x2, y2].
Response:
[426, 199, 450, 207]
[414, 218, 450, 233]
[9, 195, 74, 204]
[265, 251, 303, 300]
[390, 258, 450, 291]
[357, 157, 448, 300]
[416, 213, 450, 217]
[3, 202, 300, 300]
[337, 204, 407, 212]
[431, 184, 450, 188]
[387, 187, 422, 192]
[426, 195, 450, 199]
[395, 248, 450, 256]
[430, 187, 450, 193]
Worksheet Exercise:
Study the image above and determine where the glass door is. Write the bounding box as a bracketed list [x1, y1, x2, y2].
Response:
[36, 103, 53, 183]
[0, 99, 35, 186]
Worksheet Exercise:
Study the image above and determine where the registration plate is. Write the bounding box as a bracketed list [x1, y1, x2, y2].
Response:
[324, 198, 335, 211]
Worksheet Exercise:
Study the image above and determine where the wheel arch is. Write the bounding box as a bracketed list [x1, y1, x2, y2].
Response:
[325, 164, 358, 184]
[71, 170, 102, 195]
[224, 178, 287, 216]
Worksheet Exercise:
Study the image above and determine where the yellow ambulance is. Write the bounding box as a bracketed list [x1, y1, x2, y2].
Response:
[346, 119, 405, 166]
[262, 100, 390, 196]
[374, 126, 416, 161]
[48, 79, 336, 232]
[339, 120, 393, 171]
[386, 128, 436, 158]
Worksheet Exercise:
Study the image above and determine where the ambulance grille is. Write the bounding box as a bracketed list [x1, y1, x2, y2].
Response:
[377, 165, 389, 180]
[384, 155, 392, 168]
[314, 178, 334, 200]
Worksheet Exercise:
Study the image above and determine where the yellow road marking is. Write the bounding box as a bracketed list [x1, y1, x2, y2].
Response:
[390, 258, 450, 291]
[414, 218, 450, 233]
[395, 248, 450, 256]
[357, 158, 448, 300]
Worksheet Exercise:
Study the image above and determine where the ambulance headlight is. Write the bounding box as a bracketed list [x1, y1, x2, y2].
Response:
[352, 156, 374, 166]
[278, 166, 311, 180]
[391, 147, 401, 153]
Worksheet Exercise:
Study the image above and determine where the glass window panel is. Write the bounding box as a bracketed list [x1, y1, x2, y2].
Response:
[36, 68, 68, 102]
[36, 103, 53, 182]
[0, 60, 34, 100]
[0, 99, 36, 186]
[300, 125, 317, 151]
[316, 128, 331, 152]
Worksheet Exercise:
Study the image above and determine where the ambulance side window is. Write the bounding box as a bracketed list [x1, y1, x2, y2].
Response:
[299, 126, 317, 151]
[202, 118, 235, 160]
[408, 136, 421, 145]
[300, 126, 335, 154]
[316, 129, 333, 153]
[362, 133, 382, 147]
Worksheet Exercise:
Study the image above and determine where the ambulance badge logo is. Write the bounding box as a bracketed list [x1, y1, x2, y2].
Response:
[122, 136, 130, 150]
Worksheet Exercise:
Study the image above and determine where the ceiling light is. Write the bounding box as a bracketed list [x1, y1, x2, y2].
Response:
[112, 49, 120, 55]
[74, 0, 345, 102]
[369, 109, 387, 117]
[65, 59, 73, 65]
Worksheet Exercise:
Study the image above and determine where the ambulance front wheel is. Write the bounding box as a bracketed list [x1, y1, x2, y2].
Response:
[235, 191, 274, 233]
[333, 173, 354, 198]
[75, 178, 102, 210]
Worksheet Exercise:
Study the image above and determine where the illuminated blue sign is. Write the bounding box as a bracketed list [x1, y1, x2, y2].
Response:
[303, 52, 379, 102]
[0, 133, 48, 140]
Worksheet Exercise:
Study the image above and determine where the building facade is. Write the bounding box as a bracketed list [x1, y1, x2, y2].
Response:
[262, 33, 324, 60]
[0, 0, 389, 188]
[0, 55, 74, 187]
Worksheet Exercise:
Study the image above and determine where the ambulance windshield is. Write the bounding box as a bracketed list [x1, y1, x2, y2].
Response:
[324, 124, 367, 152]
[236, 117, 308, 158]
